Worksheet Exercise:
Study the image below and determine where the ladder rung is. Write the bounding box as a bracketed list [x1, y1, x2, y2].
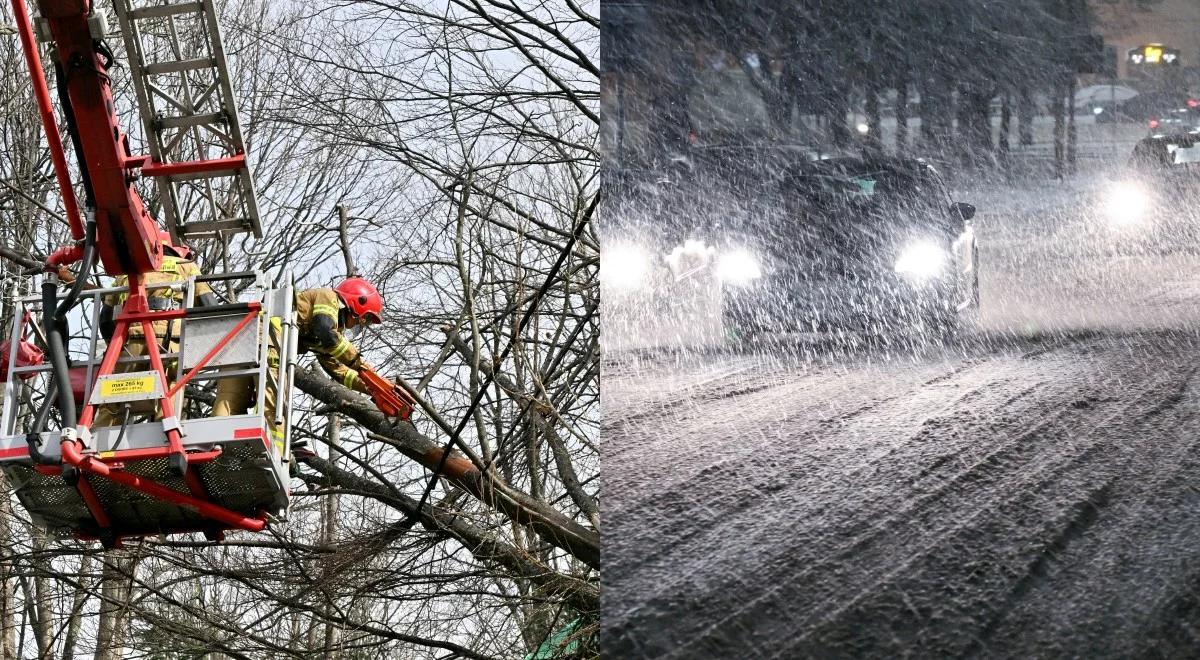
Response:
[142, 155, 245, 179]
[157, 112, 225, 129]
[143, 57, 217, 76]
[112, 0, 262, 239]
[156, 168, 240, 182]
[180, 219, 254, 236]
[127, 2, 205, 20]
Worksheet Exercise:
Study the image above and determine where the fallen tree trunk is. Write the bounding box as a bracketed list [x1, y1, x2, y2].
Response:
[298, 454, 599, 614]
[293, 367, 600, 569]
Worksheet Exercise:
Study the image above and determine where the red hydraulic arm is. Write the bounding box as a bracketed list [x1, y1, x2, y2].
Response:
[14, 0, 162, 276]
[10, 0, 82, 241]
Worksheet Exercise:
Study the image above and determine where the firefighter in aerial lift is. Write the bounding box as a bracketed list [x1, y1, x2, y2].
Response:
[93, 232, 217, 427]
[213, 276, 413, 454]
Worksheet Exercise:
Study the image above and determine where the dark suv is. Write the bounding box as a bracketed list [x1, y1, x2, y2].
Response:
[722, 156, 979, 336]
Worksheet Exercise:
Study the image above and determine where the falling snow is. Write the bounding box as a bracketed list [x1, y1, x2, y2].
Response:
[602, 0, 1200, 655]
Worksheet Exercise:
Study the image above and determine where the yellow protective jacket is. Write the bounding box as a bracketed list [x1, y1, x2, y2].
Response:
[105, 256, 213, 338]
[294, 288, 370, 393]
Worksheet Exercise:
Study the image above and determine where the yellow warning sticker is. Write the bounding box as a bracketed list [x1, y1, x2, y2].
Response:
[100, 375, 157, 398]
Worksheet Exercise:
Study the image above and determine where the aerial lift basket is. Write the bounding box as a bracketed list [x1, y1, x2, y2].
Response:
[0, 271, 297, 547]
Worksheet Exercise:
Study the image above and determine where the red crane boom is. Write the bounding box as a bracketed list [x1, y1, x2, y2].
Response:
[16, 0, 161, 275]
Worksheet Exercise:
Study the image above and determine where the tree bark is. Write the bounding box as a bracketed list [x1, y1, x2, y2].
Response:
[1053, 77, 1066, 180]
[1018, 85, 1034, 147]
[1067, 75, 1077, 176]
[828, 91, 850, 149]
[293, 367, 600, 569]
[321, 414, 341, 659]
[958, 85, 994, 169]
[335, 204, 357, 278]
[32, 532, 53, 657]
[60, 554, 94, 660]
[298, 454, 599, 614]
[0, 474, 17, 660]
[999, 93, 1012, 173]
[865, 77, 882, 151]
[94, 549, 137, 660]
[919, 74, 953, 155]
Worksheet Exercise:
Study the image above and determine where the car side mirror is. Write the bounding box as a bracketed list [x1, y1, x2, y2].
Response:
[952, 201, 975, 222]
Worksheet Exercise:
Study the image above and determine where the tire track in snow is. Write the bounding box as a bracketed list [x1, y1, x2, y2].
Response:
[676, 357, 1180, 660]
[662, 345, 1155, 659]
[606, 342, 1084, 656]
[604, 330, 1200, 659]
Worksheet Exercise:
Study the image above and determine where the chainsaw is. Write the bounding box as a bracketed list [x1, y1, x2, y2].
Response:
[359, 364, 417, 421]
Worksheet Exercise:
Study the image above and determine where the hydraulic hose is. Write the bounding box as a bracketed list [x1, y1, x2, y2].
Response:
[43, 280, 75, 429]
[56, 216, 96, 319]
[24, 382, 58, 465]
[53, 57, 95, 209]
[43, 215, 97, 433]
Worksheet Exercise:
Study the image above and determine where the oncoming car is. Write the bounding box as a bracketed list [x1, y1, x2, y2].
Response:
[600, 152, 796, 351]
[602, 235, 759, 350]
[1101, 133, 1200, 246]
[721, 156, 979, 337]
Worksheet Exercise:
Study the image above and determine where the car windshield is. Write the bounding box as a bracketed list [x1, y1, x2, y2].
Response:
[775, 165, 951, 257]
[789, 168, 945, 226]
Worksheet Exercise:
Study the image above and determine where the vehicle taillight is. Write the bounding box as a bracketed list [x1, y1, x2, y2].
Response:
[1189, 98, 1199, 108]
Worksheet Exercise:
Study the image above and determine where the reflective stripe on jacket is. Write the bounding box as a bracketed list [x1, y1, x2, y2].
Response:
[293, 288, 369, 394]
[105, 257, 213, 338]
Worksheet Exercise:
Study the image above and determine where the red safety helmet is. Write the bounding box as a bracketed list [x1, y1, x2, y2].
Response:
[158, 230, 193, 260]
[334, 277, 383, 324]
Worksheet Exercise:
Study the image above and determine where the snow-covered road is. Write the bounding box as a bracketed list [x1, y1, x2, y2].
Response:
[603, 158, 1200, 657]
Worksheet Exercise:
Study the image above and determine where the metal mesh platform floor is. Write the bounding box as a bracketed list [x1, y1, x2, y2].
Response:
[3, 439, 285, 538]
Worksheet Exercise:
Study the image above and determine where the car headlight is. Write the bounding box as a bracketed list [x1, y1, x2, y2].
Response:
[1104, 182, 1148, 226]
[716, 248, 762, 286]
[601, 243, 652, 291]
[664, 239, 716, 280]
[894, 240, 947, 280]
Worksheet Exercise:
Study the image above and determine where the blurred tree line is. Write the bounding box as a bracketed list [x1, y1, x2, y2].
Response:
[604, 0, 1100, 173]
